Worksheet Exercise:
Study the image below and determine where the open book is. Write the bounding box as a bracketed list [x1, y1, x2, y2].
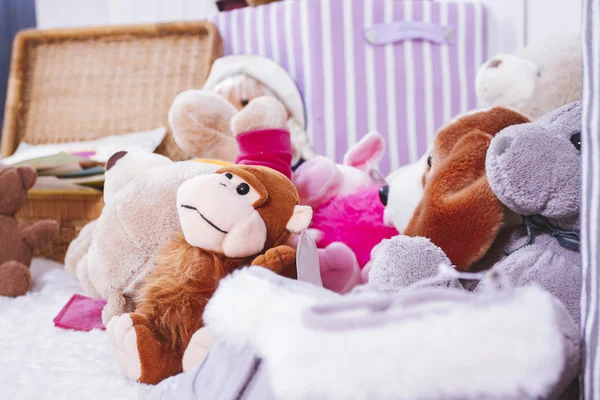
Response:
[1, 127, 166, 191]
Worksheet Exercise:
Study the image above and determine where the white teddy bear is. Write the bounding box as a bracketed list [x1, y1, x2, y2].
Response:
[476, 33, 582, 120]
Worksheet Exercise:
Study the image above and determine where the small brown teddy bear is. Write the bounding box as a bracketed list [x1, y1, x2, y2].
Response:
[0, 164, 59, 297]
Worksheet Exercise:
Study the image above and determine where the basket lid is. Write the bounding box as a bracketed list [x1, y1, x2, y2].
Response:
[1, 21, 224, 160]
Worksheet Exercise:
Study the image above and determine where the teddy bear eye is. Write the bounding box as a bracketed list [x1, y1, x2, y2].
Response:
[241, 99, 249, 107]
[224, 173, 233, 179]
[570, 133, 581, 151]
[427, 155, 433, 168]
[237, 183, 250, 195]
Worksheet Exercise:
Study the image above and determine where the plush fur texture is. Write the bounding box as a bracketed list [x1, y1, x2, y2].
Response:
[380, 152, 428, 233]
[486, 102, 581, 221]
[204, 55, 312, 165]
[66, 97, 299, 325]
[366, 104, 584, 398]
[232, 97, 293, 179]
[0, 259, 143, 399]
[64, 219, 99, 297]
[369, 236, 460, 292]
[312, 184, 398, 268]
[170, 55, 312, 167]
[168, 89, 239, 162]
[291, 132, 396, 292]
[184, 267, 579, 400]
[403, 107, 530, 271]
[107, 165, 309, 385]
[118, 236, 260, 385]
[217, 165, 304, 251]
[0, 164, 58, 297]
[476, 34, 582, 121]
[103, 151, 172, 207]
[293, 132, 385, 209]
[481, 101, 583, 324]
[66, 157, 220, 325]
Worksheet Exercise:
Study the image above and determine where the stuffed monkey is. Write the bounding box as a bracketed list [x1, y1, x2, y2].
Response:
[107, 165, 312, 385]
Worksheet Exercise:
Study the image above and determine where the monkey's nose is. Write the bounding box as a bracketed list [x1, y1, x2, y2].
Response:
[379, 184, 389, 206]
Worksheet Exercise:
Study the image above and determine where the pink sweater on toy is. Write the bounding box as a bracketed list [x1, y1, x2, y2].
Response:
[311, 184, 398, 268]
[235, 128, 293, 179]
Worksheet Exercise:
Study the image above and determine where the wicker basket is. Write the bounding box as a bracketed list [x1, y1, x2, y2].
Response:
[1, 21, 224, 262]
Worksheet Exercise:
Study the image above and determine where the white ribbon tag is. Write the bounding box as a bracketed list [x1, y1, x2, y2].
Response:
[296, 229, 323, 287]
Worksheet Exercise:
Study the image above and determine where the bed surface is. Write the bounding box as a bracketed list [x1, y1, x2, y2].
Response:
[0, 259, 150, 399]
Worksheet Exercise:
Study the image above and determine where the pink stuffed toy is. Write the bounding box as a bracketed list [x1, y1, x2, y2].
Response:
[292, 132, 398, 293]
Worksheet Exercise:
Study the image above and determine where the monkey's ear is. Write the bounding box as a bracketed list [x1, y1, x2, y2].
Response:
[286, 205, 313, 233]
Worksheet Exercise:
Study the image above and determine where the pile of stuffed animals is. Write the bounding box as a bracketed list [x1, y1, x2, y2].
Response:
[0, 33, 584, 399]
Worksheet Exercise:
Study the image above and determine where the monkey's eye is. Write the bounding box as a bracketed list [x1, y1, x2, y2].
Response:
[427, 155, 433, 168]
[236, 183, 250, 195]
[241, 99, 249, 107]
[224, 172, 233, 179]
[570, 133, 581, 151]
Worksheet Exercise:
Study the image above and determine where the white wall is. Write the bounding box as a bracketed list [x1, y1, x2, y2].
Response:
[526, 0, 582, 44]
[35, 0, 219, 28]
[479, 0, 526, 54]
[35, 0, 109, 28]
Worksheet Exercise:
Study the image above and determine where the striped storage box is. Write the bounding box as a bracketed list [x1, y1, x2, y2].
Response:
[212, 0, 487, 174]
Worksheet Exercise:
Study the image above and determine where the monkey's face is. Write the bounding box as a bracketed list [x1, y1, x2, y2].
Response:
[177, 171, 270, 258]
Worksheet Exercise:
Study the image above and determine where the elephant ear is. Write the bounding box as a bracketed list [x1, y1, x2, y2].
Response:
[403, 130, 504, 271]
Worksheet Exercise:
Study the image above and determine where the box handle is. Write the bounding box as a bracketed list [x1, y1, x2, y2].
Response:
[365, 21, 455, 46]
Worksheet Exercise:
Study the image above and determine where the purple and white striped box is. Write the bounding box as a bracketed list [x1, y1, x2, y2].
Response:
[213, 0, 487, 174]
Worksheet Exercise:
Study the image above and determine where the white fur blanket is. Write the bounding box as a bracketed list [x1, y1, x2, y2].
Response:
[0, 259, 148, 399]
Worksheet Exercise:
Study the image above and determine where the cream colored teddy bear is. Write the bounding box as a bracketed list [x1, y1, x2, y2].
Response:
[476, 34, 581, 120]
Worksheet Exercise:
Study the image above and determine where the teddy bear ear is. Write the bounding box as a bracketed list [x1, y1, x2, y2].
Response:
[17, 166, 37, 190]
[106, 151, 128, 171]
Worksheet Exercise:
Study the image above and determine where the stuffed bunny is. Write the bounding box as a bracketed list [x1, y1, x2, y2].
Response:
[369, 102, 582, 325]
[173, 88, 397, 293]
[291, 132, 398, 292]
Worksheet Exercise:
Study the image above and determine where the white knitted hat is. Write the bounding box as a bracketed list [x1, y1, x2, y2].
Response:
[203, 55, 307, 131]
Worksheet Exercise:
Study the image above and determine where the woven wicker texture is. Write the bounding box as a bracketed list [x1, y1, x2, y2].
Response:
[1, 22, 224, 262]
[2, 22, 224, 159]
[16, 191, 105, 262]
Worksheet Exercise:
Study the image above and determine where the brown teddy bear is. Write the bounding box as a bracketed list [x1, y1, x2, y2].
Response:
[0, 164, 59, 297]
